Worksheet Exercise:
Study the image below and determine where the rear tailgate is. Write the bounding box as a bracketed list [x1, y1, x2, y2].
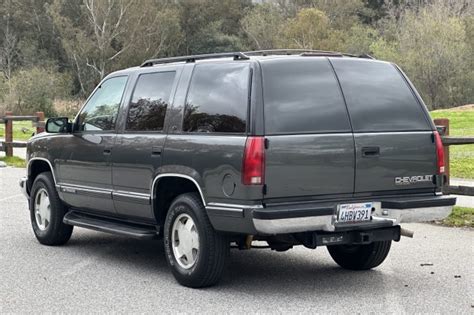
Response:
[261, 58, 355, 200]
[330, 58, 437, 195]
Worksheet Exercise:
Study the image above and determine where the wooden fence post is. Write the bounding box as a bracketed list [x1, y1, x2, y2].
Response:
[36, 111, 45, 134]
[5, 111, 13, 157]
[434, 118, 450, 185]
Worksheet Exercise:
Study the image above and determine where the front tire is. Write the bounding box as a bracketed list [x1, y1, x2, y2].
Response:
[327, 241, 391, 270]
[164, 193, 229, 288]
[30, 172, 73, 245]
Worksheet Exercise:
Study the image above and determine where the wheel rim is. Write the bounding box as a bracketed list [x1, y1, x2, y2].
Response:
[171, 213, 200, 269]
[34, 188, 51, 231]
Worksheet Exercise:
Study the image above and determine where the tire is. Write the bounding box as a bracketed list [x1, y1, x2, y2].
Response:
[327, 241, 392, 270]
[164, 193, 229, 288]
[30, 172, 73, 246]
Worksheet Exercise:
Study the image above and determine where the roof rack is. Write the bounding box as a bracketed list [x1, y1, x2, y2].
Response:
[141, 52, 249, 67]
[358, 53, 375, 59]
[244, 49, 344, 56]
[245, 49, 375, 59]
[140, 50, 376, 67]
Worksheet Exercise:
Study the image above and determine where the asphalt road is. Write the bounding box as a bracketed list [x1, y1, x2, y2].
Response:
[1, 167, 473, 313]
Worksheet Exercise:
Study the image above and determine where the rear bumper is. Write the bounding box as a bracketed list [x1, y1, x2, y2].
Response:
[207, 195, 456, 235]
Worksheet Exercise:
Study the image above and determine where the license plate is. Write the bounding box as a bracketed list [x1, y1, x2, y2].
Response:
[337, 203, 372, 223]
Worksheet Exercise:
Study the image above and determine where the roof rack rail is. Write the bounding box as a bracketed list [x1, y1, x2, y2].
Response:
[244, 49, 374, 59]
[141, 52, 249, 67]
[358, 53, 375, 59]
[244, 49, 344, 56]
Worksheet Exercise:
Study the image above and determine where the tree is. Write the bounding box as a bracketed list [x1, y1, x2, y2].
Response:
[372, 1, 472, 108]
[0, 17, 17, 92]
[241, 3, 285, 50]
[282, 8, 345, 51]
[344, 24, 379, 55]
[10, 67, 72, 116]
[177, 0, 251, 54]
[50, 0, 138, 81]
[50, 0, 182, 96]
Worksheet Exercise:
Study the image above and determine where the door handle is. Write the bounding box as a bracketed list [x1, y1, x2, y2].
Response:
[362, 146, 380, 157]
[103, 148, 112, 155]
[151, 146, 162, 157]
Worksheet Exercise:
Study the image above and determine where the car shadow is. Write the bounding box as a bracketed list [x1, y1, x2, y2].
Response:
[64, 231, 395, 296]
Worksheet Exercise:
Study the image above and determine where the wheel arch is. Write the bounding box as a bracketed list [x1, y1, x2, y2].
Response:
[151, 174, 206, 225]
[28, 157, 56, 186]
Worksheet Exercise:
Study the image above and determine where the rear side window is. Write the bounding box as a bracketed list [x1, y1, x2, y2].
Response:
[126, 71, 175, 131]
[330, 59, 430, 132]
[183, 63, 249, 133]
[262, 58, 351, 134]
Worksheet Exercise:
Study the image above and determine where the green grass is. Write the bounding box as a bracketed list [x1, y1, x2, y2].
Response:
[430, 110, 474, 179]
[0, 120, 36, 141]
[441, 206, 474, 227]
[430, 110, 474, 136]
[0, 156, 26, 168]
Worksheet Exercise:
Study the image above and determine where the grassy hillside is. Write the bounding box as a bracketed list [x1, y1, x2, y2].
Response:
[431, 109, 474, 179]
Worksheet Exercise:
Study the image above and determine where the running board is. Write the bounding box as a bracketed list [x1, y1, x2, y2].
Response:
[63, 211, 159, 239]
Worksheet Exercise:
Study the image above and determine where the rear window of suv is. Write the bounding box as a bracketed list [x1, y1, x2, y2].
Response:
[262, 58, 351, 134]
[330, 59, 431, 132]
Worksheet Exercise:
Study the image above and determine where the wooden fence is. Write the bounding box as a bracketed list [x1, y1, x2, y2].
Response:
[434, 118, 474, 196]
[0, 111, 45, 157]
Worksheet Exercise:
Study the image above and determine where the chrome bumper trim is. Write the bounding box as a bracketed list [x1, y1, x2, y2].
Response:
[252, 205, 454, 234]
[376, 206, 453, 224]
[253, 215, 336, 234]
[19, 176, 29, 198]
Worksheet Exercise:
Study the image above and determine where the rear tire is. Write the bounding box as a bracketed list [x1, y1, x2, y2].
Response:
[30, 172, 73, 245]
[327, 241, 391, 270]
[164, 193, 229, 288]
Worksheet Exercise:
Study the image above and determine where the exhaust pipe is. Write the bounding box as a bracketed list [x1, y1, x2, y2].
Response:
[400, 227, 414, 238]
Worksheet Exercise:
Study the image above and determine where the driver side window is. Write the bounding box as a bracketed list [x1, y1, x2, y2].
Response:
[76, 76, 128, 131]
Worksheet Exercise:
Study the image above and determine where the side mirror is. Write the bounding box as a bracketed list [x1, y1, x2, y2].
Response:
[45, 117, 71, 133]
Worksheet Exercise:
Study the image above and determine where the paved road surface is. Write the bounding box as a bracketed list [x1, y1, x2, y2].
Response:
[0, 147, 27, 159]
[0, 167, 473, 313]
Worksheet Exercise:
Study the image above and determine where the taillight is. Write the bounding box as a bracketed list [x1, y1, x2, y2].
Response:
[242, 136, 265, 185]
[434, 131, 445, 174]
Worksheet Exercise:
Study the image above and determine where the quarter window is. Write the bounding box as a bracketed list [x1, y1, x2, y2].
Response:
[183, 63, 249, 133]
[77, 76, 128, 132]
[126, 71, 176, 131]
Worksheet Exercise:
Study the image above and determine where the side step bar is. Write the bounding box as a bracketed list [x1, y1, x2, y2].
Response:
[63, 211, 159, 240]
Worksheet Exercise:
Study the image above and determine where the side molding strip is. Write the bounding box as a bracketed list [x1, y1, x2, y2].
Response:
[58, 183, 151, 204]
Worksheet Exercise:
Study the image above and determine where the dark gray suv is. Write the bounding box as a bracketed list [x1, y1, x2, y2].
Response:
[20, 50, 456, 288]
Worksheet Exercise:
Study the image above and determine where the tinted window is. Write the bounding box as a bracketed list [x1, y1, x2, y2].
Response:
[183, 63, 249, 133]
[77, 76, 128, 131]
[262, 58, 351, 134]
[331, 59, 430, 132]
[126, 71, 175, 131]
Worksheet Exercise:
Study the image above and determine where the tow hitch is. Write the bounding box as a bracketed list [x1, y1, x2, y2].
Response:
[298, 226, 401, 249]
